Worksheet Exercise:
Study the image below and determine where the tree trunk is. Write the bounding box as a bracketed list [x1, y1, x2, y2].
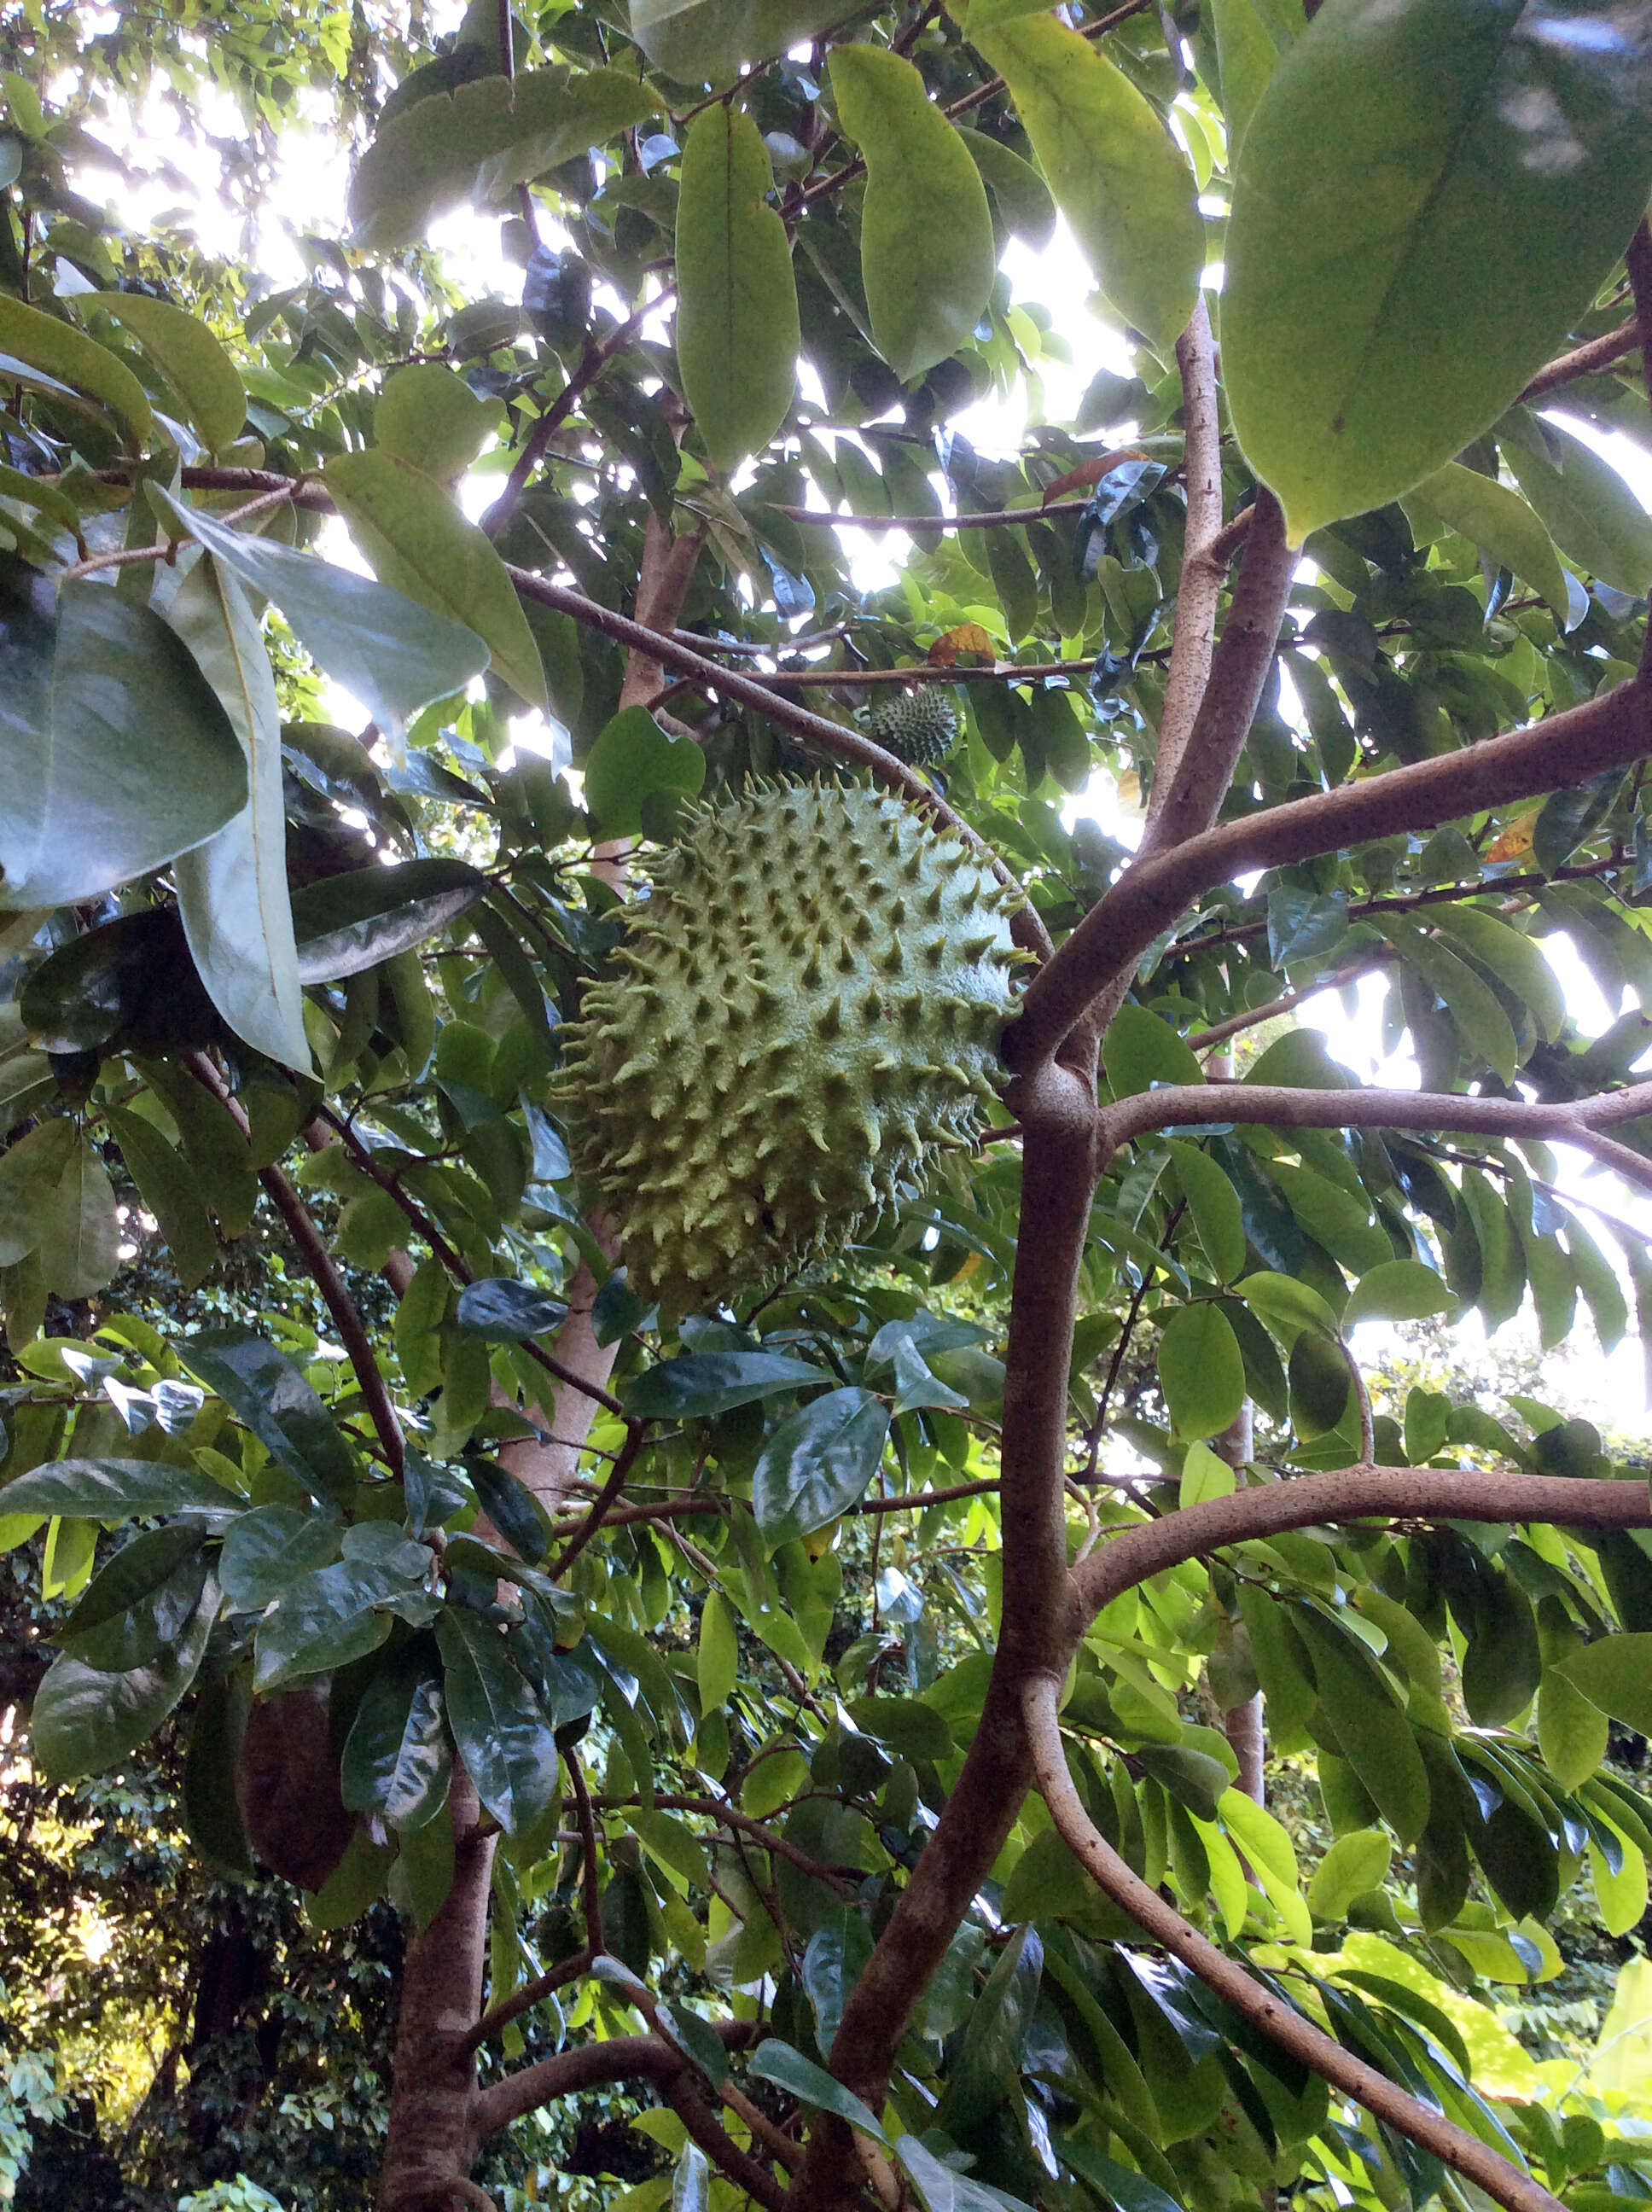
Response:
[376, 1773, 497, 2212]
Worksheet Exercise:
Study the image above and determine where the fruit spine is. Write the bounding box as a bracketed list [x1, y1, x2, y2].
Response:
[558, 783, 1022, 1318]
[866, 686, 959, 765]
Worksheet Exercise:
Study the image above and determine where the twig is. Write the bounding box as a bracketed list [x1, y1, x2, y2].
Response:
[1624, 223, 1652, 679]
[547, 1423, 646, 1579]
[182, 1055, 404, 1476]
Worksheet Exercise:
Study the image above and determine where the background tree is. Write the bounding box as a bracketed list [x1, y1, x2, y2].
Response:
[4, 4, 1652, 2212]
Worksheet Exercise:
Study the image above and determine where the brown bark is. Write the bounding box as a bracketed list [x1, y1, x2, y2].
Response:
[377, 1773, 497, 2212]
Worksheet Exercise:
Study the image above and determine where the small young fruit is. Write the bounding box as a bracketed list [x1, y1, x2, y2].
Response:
[559, 783, 1022, 1318]
[866, 687, 959, 765]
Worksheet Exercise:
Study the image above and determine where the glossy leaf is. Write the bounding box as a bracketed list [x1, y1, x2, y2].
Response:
[676, 106, 799, 474]
[454, 1278, 569, 1342]
[157, 487, 492, 744]
[341, 1650, 452, 1831]
[325, 449, 547, 710]
[218, 1505, 345, 1611]
[168, 555, 311, 1070]
[180, 1331, 359, 1508]
[752, 1387, 890, 1540]
[291, 859, 488, 984]
[623, 1351, 828, 1419]
[435, 1607, 560, 1832]
[0, 571, 247, 911]
[0, 1457, 238, 1519]
[31, 1573, 218, 1782]
[829, 44, 996, 383]
[1223, 0, 1652, 539]
[747, 2041, 887, 2142]
[969, 12, 1202, 354]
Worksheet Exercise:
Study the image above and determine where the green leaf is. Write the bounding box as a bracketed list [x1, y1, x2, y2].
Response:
[435, 1607, 559, 1832]
[1296, 1611, 1430, 1846]
[844, 1696, 954, 1762]
[672, 2142, 709, 2212]
[102, 1108, 217, 1291]
[1270, 1161, 1391, 1276]
[753, 1387, 890, 1541]
[180, 1330, 359, 1509]
[31, 1572, 217, 1781]
[341, 1649, 452, 1831]
[1105, 1005, 1202, 1097]
[167, 555, 311, 1070]
[374, 363, 491, 481]
[0, 571, 247, 911]
[1505, 419, 1652, 597]
[1157, 1303, 1246, 1441]
[60, 1531, 206, 1671]
[1209, 0, 1294, 156]
[86, 292, 244, 452]
[697, 1591, 738, 1712]
[291, 859, 488, 984]
[1557, 1635, 1652, 1738]
[1235, 1269, 1340, 1341]
[583, 705, 707, 839]
[969, 12, 1203, 355]
[623, 1351, 829, 1419]
[1428, 904, 1566, 1045]
[218, 1504, 344, 1610]
[1538, 1663, 1609, 1794]
[1403, 462, 1570, 626]
[1343, 1260, 1457, 1327]
[0, 1119, 73, 1264]
[628, 0, 843, 83]
[954, 125, 1056, 249]
[747, 2040, 887, 2143]
[32, 1126, 119, 1300]
[1222, 0, 1652, 540]
[453, 1279, 568, 1343]
[1057, 2139, 1184, 2212]
[1307, 1827, 1392, 1920]
[0, 294, 153, 450]
[829, 44, 996, 383]
[1376, 916, 1518, 1084]
[676, 106, 799, 474]
[1179, 1438, 1236, 1510]
[350, 67, 662, 248]
[1166, 1140, 1245, 1283]
[934, 1919, 1041, 2136]
[155, 487, 492, 745]
[0, 1456, 236, 1519]
[325, 449, 546, 710]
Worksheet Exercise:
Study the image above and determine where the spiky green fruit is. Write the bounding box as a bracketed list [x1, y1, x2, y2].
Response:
[559, 783, 1022, 1319]
[867, 687, 959, 766]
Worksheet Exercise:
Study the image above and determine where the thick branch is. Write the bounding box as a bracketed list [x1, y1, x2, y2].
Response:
[1066, 1463, 1652, 1633]
[473, 2023, 759, 2141]
[1625, 223, 1652, 679]
[1099, 1075, 1652, 1196]
[1144, 486, 1295, 854]
[1013, 674, 1652, 1071]
[1024, 1676, 1562, 2212]
[1148, 298, 1225, 816]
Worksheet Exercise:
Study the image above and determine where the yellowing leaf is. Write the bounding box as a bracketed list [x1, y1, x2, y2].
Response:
[928, 623, 995, 667]
[1485, 812, 1537, 864]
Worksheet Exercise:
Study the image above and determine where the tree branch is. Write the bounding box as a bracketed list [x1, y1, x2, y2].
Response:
[1624, 222, 1652, 679]
[1149, 297, 1225, 815]
[182, 1055, 404, 1476]
[1098, 1074, 1652, 1196]
[1023, 1674, 1563, 2212]
[1012, 674, 1652, 1072]
[505, 566, 1053, 958]
[1513, 315, 1642, 407]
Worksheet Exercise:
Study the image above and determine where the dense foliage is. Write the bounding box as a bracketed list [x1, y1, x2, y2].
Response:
[4, 3, 1652, 2210]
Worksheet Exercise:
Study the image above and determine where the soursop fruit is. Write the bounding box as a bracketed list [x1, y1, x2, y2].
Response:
[866, 686, 959, 766]
[559, 783, 1022, 1318]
